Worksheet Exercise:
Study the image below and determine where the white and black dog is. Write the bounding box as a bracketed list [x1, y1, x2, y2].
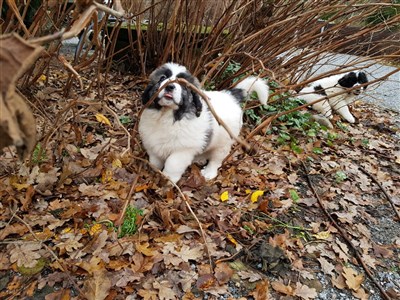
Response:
[298, 71, 368, 123]
[138, 63, 269, 183]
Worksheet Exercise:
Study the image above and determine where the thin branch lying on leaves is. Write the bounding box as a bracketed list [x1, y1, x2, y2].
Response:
[10, 212, 85, 298]
[302, 161, 392, 300]
[358, 165, 400, 221]
[134, 156, 214, 271]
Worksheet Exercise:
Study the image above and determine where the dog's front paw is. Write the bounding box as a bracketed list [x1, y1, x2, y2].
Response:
[201, 167, 218, 181]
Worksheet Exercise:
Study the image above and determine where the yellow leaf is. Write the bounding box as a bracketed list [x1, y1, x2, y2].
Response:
[101, 169, 113, 183]
[220, 191, 229, 202]
[251, 190, 264, 203]
[245, 189, 252, 194]
[112, 158, 122, 168]
[61, 227, 72, 234]
[95, 113, 111, 126]
[135, 242, 155, 256]
[313, 231, 331, 240]
[226, 233, 238, 246]
[12, 182, 30, 191]
[10, 176, 29, 190]
[89, 223, 103, 236]
[38, 74, 46, 81]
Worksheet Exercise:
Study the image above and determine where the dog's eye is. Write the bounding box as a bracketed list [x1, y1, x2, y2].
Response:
[159, 75, 167, 82]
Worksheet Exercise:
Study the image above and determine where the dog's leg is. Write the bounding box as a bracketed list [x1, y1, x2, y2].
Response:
[335, 105, 355, 123]
[148, 153, 164, 170]
[163, 151, 196, 183]
[313, 100, 333, 119]
[201, 146, 230, 180]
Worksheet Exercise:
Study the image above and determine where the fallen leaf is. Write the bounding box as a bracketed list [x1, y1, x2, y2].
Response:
[95, 113, 112, 126]
[342, 266, 364, 291]
[136, 242, 156, 257]
[251, 190, 264, 203]
[317, 257, 335, 276]
[83, 269, 112, 300]
[352, 287, 369, 300]
[9, 242, 41, 268]
[251, 279, 270, 300]
[271, 281, 294, 296]
[214, 262, 234, 284]
[153, 280, 177, 300]
[171, 244, 204, 262]
[220, 191, 229, 202]
[313, 231, 331, 240]
[294, 282, 318, 299]
[196, 274, 216, 290]
[138, 289, 158, 300]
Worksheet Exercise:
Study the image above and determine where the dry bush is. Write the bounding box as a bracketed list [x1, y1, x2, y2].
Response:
[1, 0, 399, 101]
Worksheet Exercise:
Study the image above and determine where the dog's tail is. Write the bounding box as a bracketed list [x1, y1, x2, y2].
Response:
[236, 76, 269, 105]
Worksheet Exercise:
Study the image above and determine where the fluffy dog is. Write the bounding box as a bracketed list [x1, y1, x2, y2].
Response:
[298, 71, 368, 123]
[138, 63, 269, 183]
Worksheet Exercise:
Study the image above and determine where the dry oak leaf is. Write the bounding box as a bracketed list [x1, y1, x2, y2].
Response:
[83, 269, 112, 300]
[342, 266, 364, 291]
[9, 242, 41, 268]
[352, 287, 369, 300]
[294, 282, 318, 299]
[237, 270, 263, 283]
[171, 244, 204, 262]
[251, 279, 270, 300]
[214, 262, 234, 284]
[137, 289, 158, 300]
[136, 242, 157, 256]
[317, 257, 335, 277]
[0, 34, 42, 158]
[153, 280, 177, 300]
[271, 281, 294, 296]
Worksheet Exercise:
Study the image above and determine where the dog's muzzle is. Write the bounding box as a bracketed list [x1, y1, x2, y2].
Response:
[163, 84, 175, 100]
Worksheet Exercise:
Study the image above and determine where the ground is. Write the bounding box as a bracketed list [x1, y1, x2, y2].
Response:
[0, 65, 399, 300]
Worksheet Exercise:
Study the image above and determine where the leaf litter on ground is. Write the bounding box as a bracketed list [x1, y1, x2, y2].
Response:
[0, 66, 399, 300]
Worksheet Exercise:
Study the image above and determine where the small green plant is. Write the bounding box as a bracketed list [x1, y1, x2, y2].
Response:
[361, 138, 369, 147]
[119, 205, 143, 238]
[119, 115, 133, 125]
[32, 143, 48, 164]
[243, 224, 255, 235]
[334, 171, 347, 183]
[221, 60, 242, 81]
[289, 189, 300, 203]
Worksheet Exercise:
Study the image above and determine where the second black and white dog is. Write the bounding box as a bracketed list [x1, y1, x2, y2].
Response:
[298, 71, 368, 123]
[139, 63, 269, 183]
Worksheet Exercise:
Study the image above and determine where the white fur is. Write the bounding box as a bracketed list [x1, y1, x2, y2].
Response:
[299, 73, 364, 123]
[139, 63, 269, 183]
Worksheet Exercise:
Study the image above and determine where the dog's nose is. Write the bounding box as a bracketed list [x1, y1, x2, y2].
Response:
[165, 84, 175, 92]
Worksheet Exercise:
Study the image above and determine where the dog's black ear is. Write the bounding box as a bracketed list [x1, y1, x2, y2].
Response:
[192, 92, 202, 117]
[338, 72, 358, 88]
[142, 83, 154, 105]
[358, 72, 369, 89]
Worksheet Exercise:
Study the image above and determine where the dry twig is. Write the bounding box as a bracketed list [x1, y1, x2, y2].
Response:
[302, 161, 392, 300]
[358, 165, 400, 221]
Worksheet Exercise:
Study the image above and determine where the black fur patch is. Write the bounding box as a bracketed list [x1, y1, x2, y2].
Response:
[314, 85, 327, 96]
[173, 85, 199, 121]
[177, 72, 202, 117]
[357, 72, 369, 89]
[338, 72, 358, 88]
[153, 66, 173, 82]
[142, 82, 161, 108]
[229, 88, 246, 103]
